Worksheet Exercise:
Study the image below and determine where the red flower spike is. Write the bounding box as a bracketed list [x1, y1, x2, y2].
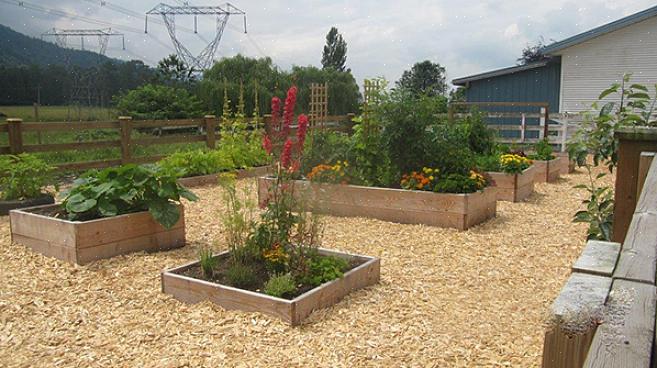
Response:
[281, 139, 293, 168]
[296, 114, 309, 150]
[282, 86, 297, 138]
[271, 96, 281, 132]
[262, 135, 273, 155]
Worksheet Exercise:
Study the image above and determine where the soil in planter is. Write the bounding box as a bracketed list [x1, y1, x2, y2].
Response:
[178, 252, 366, 300]
[23, 203, 150, 222]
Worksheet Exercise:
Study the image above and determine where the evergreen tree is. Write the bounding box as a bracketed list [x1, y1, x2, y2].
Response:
[396, 60, 447, 97]
[321, 27, 347, 72]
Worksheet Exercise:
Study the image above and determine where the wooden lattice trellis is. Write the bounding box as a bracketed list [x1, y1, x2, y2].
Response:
[309, 82, 328, 128]
[363, 79, 381, 106]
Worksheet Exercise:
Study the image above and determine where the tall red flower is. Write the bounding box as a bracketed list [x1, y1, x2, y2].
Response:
[281, 139, 293, 168]
[262, 135, 273, 155]
[282, 86, 297, 138]
[271, 96, 281, 132]
[296, 114, 309, 151]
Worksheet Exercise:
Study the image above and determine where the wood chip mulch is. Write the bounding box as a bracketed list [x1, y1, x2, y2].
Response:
[0, 167, 610, 367]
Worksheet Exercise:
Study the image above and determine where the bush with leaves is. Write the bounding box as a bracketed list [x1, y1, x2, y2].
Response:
[61, 164, 198, 228]
[159, 149, 235, 178]
[528, 139, 555, 161]
[0, 154, 56, 200]
[263, 273, 297, 297]
[115, 83, 204, 120]
[566, 74, 657, 240]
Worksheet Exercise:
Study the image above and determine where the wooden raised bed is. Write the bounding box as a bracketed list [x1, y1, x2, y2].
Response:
[177, 165, 272, 188]
[0, 194, 54, 216]
[10, 204, 185, 264]
[162, 248, 380, 325]
[532, 156, 563, 183]
[257, 177, 497, 230]
[486, 165, 536, 202]
[555, 152, 576, 174]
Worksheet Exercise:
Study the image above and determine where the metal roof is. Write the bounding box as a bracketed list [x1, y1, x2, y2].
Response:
[452, 60, 550, 86]
[541, 5, 657, 54]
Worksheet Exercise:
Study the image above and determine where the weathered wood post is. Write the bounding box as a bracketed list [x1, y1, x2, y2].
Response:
[611, 127, 657, 243]
[7, 118, 24, 154]
[204, 115, 217, 149]
[118, 116, 132, 164]
[636, 152, 655, 199]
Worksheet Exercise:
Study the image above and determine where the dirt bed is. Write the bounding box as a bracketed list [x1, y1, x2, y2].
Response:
[0, 168, 608, 367]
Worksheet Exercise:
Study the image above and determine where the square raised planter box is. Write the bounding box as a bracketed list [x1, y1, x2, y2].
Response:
[10, 204, 186, 265]
[486, 165, 536, 202]
[257, 177, 497, 230]
[555, 152, 576, 174]
[177, 165, 272, 188]
[533, 156, 564, 183]
[161, 248, 380, 325]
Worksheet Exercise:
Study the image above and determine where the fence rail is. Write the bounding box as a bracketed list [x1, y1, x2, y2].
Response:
[0, 114, 356, 172]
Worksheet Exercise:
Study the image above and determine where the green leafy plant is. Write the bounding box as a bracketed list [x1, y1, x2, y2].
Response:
[433, 172, 487, 194]
[0, 154, 56, 200]
[115, 83, 204, 120]
[263, 273, 297, 298]
[298, 255, 348, 287]
[528, 139, 554, 161]
[225, 262, 257, 289]
[159, 149, 235, 178]
[61, 164, 198, 228]
[199, 247, 217, 278]
[574, 168, 614, 241]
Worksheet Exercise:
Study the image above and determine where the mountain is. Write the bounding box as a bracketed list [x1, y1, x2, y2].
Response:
[0, 24, 120, 67]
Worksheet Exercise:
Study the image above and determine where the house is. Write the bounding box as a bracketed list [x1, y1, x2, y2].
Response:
[452, 5, 657, 114]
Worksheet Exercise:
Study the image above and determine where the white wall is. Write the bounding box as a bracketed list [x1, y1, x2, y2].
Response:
[557, 15, 657, 113]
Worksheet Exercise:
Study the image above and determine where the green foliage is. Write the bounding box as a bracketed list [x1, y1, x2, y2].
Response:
[0, 154, 56, 200]
[302, 130, 351, 175]
[61, 164, 198, 228]
[433, 172, 486, 194]
[115, 84, 204, 120]
[528, 139, 554, 161]
[298, 255, 348, 287]
[425, 123, 475, 176]
[199, 247, 217, 279]
[573, 169, 614, 241]
[321, 27, 348, 72]
[263, 273, 297, 298]
[462, 113, 497, 155]
[225, 262, 258, 289]
[155, 54, 197, 88]
[159, 149, 235, 178]
[217, 173, 259, 265]
[395, 60, 447, 97]
[475, 155, 501, 172]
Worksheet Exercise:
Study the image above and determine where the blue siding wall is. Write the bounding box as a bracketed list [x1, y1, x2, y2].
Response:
[465, 60, 561, 110]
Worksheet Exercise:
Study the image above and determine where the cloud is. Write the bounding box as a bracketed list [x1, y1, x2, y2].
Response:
[0, 0, 654, 86]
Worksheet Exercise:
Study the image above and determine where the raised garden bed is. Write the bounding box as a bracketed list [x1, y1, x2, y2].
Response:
[0, 194, 54, 216]
[10, 204, 186, 264]
[162, 248, 380, 325]
[257, 177, 497, 230]
[532, 156, 564, 183]
[177, 165, 272, 188]
[486, 165, 536, 202]
[555, 152, 576, 174]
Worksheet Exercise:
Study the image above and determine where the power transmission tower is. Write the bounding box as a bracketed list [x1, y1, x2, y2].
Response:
[41, 28, 125, 118]
[146, 2, 247, 71]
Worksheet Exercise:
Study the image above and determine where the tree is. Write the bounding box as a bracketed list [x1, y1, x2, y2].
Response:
[396, 60, 447, 97]
[321, 27, 347, 72]
[517, 37, 551, 65]
[156, 54, 196, 87]
[116, 84, 204, 119]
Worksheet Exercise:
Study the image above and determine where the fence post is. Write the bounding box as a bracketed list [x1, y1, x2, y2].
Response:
[539, 107, 546, 140]
[448, 104, 454, 123]
[204, 115, 217, 149]
[520, 113, 526, 143]
[118, 116, 132, 164]
[7, 118, 24, 154]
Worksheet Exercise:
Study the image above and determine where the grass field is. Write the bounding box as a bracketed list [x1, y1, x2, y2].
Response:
[0, 105, 117, 122]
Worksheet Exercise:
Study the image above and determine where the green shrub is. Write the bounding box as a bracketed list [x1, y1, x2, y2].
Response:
[199, 247, 217, 279]
[462, 113, 497, 155]
[0, 154, 56, 200]
[425, 124, 475, 176]
[263, 273, 297, 298]
[301, 130, 351, 175]
[225, 262, 257, 289]
[475, 155, 501, 172]
[528, 139, 555, 161]
[299, 255, 349, 287]
[159, 149, 235, 177]
[433, 172, 487, 194]
[115, 84, 204, 120]
[61, 164, 198, 228]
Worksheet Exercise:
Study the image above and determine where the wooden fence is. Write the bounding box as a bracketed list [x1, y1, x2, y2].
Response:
[542, 127, 657, 367]
[0, 114, 355, 172]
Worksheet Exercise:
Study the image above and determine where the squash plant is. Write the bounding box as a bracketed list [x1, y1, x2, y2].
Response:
[0, 154, 56, 201]
[61, 164, 198, 229]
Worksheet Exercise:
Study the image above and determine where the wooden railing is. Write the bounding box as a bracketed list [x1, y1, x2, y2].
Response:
[0, 114, 356, 172]
[542, 128, 657, 367]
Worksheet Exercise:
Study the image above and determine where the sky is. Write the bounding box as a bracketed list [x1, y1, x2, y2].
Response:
[0, 0, 655, 87]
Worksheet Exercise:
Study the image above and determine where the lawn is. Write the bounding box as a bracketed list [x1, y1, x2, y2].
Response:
[0, 168, 605, 367]
[0, 105, 116, 122]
